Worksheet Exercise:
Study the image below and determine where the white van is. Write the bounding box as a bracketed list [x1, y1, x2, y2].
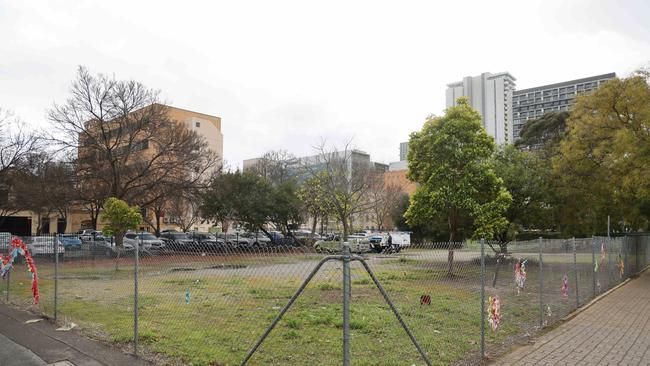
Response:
[389, 232, 411, 248]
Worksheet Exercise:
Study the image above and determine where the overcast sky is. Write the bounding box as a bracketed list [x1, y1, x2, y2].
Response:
[1, 0, 649, 168]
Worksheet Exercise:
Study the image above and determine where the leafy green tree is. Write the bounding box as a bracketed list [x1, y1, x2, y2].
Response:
[200, 171, 303, 241]
[297, 175, 333, 238]
[201, 171, 270, 234]
[515, 111, 569, 158]
[268, 181, 304, 242]
[492, 145, 552, 246]
[553, 72, 650, 235]
[405, 97, 511, 276]
[102, 197, 142, 269]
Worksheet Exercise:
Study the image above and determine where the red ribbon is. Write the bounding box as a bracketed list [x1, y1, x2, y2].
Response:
[8, 237, 40, 305]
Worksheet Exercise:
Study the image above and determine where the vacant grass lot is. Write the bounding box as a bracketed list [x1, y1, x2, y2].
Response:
[3, 246, 626, 366]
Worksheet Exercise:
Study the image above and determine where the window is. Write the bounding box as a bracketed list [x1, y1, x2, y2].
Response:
[195, 121, 201, 128]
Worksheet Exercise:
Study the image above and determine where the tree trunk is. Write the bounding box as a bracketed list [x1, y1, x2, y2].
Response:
[311, 215, 317, 240]
[91, 208, 99, 230]
[492, 256, 501, 287]
[320, 216, 325, 235]
[155, 213, 161, 236]
[259, 226, 274, 242]
[342, 215, 349, 242]
[447, 215, 458, 277]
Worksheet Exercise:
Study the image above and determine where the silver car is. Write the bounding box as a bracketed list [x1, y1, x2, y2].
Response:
[123, 232, 165, 252]
[27, 236, 66, 257]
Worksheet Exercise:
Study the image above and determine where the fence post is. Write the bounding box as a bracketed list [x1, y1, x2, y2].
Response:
[54, 234, 59, 322]
[5, 271, 9, 303]
[92, 235, 96, 261]
[591, 237, 596, 297]
[623, 237, 630, 278]
[134, 234, 140, 354]
[572, 237, 579, 308]
[481, 239, 485, 358]
[538, 237, 543, 328]
[608, 235, 612, 266]
[342, 242, 351, 366]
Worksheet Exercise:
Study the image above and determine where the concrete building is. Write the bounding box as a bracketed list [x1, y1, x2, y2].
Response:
[389, 161, 408, 171]
[243, 149, 385, 181]
[0, 105, 224, 235]
[167, 106, 224, 159]
[446, 72, 517, 144]
[512, 73, 616, 139]
[399, 142, 409, 162]
[384, 170, 416, 196]
[386, 140, 417, 195]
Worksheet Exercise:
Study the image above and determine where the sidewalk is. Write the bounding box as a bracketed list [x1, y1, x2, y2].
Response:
[498, 268, 650, 365]
[0, 304, 151, 366]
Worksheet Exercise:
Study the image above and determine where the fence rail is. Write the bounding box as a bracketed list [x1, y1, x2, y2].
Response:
[1, 233, 649, 365]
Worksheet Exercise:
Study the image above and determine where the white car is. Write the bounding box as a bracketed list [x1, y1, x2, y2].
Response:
[123, 232, 165, 251]
[28, 236, 65, 257]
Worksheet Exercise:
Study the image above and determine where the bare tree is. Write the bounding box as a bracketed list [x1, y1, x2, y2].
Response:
[165, 190, 203, 232]
[48, 67, 220, 226]
[0, 109, 40, 220]
[368, 179, 403, 231]
[305, 139, 377, 241]
[12, 154, 75, 234]
[248, 150, 297, 186]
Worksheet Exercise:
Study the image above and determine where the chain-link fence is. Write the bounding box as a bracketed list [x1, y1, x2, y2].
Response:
[1, 233, 649, 365]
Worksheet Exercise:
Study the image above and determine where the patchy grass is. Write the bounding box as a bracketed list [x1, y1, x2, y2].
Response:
[2, 251, 616, 366]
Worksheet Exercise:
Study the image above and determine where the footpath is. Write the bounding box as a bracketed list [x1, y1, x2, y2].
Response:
[0, 304, 151, 366]
[498, 268, 650, 365]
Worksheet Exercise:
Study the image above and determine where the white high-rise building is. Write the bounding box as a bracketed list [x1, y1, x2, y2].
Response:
[445, 72, 516, 144]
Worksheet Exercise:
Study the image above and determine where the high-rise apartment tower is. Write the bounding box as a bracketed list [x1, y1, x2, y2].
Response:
[446, 72, 516, 144]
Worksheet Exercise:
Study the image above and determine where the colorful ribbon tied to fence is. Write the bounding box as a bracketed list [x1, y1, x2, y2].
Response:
[487, 295, 501, 331]
[514, 259, 527, 294]
[0, 237, 40, 304]
[617, 253, 624, 278]
[561, 274, 569, 298]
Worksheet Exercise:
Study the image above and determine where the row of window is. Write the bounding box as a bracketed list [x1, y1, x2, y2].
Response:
[512, 81, 604, 101]
[514, 99, 572, 111]
[513, 105, 570, 120]
[514, 92, 579, 106]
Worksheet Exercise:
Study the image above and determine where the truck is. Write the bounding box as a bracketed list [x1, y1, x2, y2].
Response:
[369, 231, 411, 253]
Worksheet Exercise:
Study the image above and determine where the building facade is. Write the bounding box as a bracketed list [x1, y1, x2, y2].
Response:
[167, 106, 224, 159]
[512, 73, 616, 139]
[399, 142, 409, 162]
[0, 105, 224, 236]
[446, 72, 517, 144]
[243, 149, 384, 181]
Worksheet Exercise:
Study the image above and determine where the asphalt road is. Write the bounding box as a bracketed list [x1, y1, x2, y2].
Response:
[0, 304, 151, 366]
[0, 332, 47, 366]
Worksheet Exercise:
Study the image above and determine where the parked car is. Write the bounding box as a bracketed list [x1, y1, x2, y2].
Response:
[123, 232, 165, 252]
[241, 231, 272, 247]
[76, 229, 106, 242]
[313, 237, 369, 254]
[84, 238, 134, 257]
[217, 233, 251, 248]
[158, 231, 197, 252]
[0, 232, 11, 253]
[27, 236, 65, 257]
[187, 232, 226, 252]
[59, 235, 82, 250]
